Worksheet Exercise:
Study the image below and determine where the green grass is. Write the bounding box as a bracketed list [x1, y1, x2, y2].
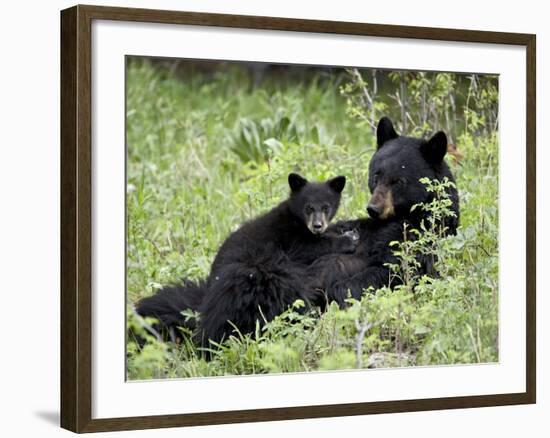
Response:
[126, 59, 499, 380]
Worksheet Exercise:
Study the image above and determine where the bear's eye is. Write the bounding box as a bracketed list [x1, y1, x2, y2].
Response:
[373, 174, 380, 184]
[305, 205, 314, 214]
[321, 205, 331, 214]
[392, 177, 406, 186]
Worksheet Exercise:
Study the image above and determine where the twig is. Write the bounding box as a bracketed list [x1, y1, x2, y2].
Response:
[354, 319, 373, 369]
[131, 305, 163, 342]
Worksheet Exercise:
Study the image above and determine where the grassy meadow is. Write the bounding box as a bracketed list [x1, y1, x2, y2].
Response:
[126, 58, 499, 380]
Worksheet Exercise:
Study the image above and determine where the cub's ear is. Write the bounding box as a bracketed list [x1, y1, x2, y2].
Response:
[327, 175, 346, 193]
[288, 173, 308, 192]
[377, 116, 398, 149]
[421, 131, 448, 164]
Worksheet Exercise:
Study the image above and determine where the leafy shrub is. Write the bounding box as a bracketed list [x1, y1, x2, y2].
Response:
[230, 108, 299, 163]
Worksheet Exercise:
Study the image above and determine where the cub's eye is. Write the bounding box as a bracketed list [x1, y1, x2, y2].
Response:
[305, 205, 314, 214]
[321, 205, 331, 214]
[373, 174, 379, 184]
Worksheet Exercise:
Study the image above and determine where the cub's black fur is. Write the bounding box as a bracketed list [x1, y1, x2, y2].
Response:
[309, 117, 460, 305]
[136, 173, 356, 347]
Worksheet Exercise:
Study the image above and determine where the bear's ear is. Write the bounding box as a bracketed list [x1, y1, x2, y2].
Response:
[376, 117, 398, 149]
[327, 175, 346, 193]
[421, 131, 448, 164]
[288, 173, 308, 192]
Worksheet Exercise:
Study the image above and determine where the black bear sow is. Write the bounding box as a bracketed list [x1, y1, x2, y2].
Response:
[136, 173, 357, 348]
[312, 117, 460, 304]
[367, 116, 459, 227]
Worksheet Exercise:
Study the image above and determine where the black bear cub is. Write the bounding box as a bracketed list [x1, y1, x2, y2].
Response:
[136, 173, 357, 348]
[310, 117, 460, 304]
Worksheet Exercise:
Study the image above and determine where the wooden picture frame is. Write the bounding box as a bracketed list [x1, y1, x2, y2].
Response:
[60, 4, 536, 433]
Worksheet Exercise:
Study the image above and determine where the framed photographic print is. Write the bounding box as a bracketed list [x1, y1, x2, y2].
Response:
[60, 4, 536, 433]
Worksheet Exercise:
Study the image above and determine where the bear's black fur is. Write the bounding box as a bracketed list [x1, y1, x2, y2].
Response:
[136, 173, 357, 347]
[309, 117, 460, 305]
[132, 279, 205, 343]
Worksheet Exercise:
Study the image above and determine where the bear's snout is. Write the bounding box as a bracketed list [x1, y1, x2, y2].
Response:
[367, 204, 382, 219]
[368, 186, 395, 220]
